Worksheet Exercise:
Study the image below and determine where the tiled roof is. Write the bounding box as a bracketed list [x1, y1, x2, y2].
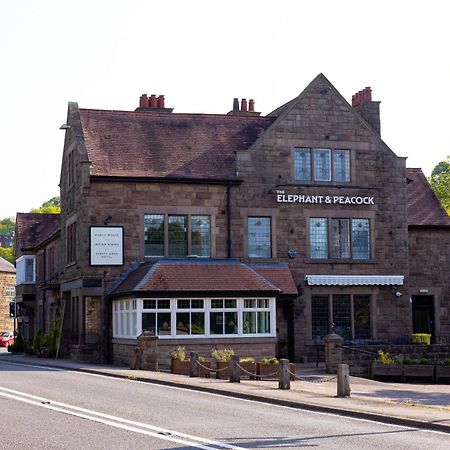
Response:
[15, 213, 61, 251]
[251, 264, 298, 295]
[406, 168, 450, 226]
[110, 259, 297, 296]
[0, 256, 15, 273]
[79, 109, 274, 179]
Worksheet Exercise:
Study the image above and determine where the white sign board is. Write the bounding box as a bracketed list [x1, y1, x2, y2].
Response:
[90, 226, 124, 266]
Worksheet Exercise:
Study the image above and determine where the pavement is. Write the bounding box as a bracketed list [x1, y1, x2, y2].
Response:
[1, 351, 449, 434]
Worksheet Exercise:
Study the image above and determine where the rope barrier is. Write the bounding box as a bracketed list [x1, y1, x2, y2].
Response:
[287, 369, 337, 383]
[195, 360, 230, 373]
[236, 363, 258, 377]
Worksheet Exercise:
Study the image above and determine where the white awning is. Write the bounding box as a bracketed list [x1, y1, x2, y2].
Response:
[305, 275, 404, 286]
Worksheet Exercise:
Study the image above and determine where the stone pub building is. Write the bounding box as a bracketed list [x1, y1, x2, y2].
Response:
[14, 74, 450, 365]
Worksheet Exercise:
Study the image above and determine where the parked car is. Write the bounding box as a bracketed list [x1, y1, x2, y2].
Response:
[0, 331, 14, 347]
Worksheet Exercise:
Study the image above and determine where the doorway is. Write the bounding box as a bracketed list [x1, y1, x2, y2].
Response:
[411, 296, 434, 339]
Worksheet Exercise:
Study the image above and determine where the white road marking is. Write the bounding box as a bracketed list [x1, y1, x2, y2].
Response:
[0, 386, 245, 450]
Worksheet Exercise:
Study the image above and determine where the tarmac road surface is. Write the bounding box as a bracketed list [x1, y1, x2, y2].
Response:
[0, 358, 449, 450]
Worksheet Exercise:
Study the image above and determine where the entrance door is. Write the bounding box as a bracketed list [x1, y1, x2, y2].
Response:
[411, 296, 434, 338]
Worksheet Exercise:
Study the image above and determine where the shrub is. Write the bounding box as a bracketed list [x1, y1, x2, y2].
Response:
[10, 333, 25, 353]
[403, 356, 413, 365]
[410, 333, 431, 345]
[260, 357, 279, 364]
[170, 346, 186, 361]
[377, 350, 394, 365]
[444, 358, 450, 366]
[239, 357, 255, 363]
[211, 348, 234, 362]
[418, 358, 430, 365]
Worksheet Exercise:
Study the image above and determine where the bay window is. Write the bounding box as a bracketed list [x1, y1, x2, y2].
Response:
[112, 297, 276, 339]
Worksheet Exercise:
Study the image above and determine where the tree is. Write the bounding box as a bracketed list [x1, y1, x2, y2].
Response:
[0, 247, 14, 264]
[429, 157, 450, 214]
[0, 217, 14, 227]
[30, 196, 61, 214]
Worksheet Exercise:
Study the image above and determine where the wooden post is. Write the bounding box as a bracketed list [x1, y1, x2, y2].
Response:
[229, 355, 240, 383]
[278, 359, 290, 390]
[337, 363, 351, 397]
[190, 352, 199, 378]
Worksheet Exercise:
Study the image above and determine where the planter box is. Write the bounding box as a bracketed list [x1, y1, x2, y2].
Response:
[256, 362, 279, 380]
[171, 359, 211, 377]
[371, 362, 403, 379]
[171, 359, 190, 376]
[238, 361, 257, 379]
[215, 360, 230, 379]
[403, 364, 434, 381]
[435, 365, 450, 382]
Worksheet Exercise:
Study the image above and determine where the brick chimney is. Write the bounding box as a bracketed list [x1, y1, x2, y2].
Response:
[351, 86, 381, 135]
[135, 93, 173, 113]
[227, 97, 260, 116]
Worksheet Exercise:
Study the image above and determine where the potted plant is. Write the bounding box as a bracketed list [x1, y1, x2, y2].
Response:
[170, 346, 190, 375]
[257, 357, 280, 380]
[211, 348, 234, 379]
[410, 333, 431, 345]
[370, 350, 402, 379]
[402, 356, 434, 381]
[238, 357, 257, 379]
[435, 358, 450, 382]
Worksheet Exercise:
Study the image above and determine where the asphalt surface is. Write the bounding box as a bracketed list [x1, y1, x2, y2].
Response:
[0, 354, 449, 449]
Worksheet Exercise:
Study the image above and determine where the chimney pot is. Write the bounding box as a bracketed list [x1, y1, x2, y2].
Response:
[149, 94, 157, 108]
[241, 98, 247, 112]
[233, 98, 239, 111]
[365, 87, 372, 102]
[351, 94, 356, 107]
[140, 94, 149, 108]
[157, 95, 165, 108]
[249, 99, 255, 111]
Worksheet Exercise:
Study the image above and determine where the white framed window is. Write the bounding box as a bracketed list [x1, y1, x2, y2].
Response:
[112, 297, 276, 339]
[113, 299, 137, 338]
[16, 255, 36, 285]
[5, 286, 15, 297]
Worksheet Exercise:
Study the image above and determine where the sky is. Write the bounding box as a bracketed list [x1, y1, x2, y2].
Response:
[1, 0, 449, 218]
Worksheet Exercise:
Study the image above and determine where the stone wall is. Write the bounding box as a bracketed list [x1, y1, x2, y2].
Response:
[0, 272, 15, 331]
[340, 344, 450, 377]
[113, 337, 277, 368]
[409, 227, 450, 338]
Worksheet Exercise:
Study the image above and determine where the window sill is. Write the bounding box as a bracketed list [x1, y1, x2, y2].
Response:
[306, 259, 376, 264]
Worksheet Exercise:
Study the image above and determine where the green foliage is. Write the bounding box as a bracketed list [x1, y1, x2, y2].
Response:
[30, 196, 61, 214]
[239, 357, 255, 363]
[418, 357, 430, 365]
[429, 157, 450, 214]
[0, 247, 14, 264]
[31, 319, 61, 357]
[443, 358, 450, 366]
[403, 356, 413, 365]
[0, 217, 14, 227]
[410, 333, 431, 345]
[377, 350, 395, 364]
[31, 328, 44, 355]
[10, 333, 25, 353]
[170, 346, 186, 361]
[211, 347, 234, 362]
[260, 357, 279, 364]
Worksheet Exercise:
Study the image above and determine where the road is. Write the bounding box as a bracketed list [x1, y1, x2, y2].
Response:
[0, 357, 448, 449]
